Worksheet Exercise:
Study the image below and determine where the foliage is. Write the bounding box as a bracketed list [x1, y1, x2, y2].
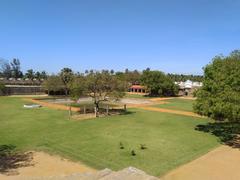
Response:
[70, 71, 126, 114]
[25, 69, 35, 80]
[0, 82, 5, 96]
[167, 73, 203, 82]
[59, 68, 74, 95]
[10, 59, 23, 78]
[42, 75, 65, 94]
[194, 50, 240, 122]
[0, 60, 12, 78]
[141, 70, 178, 96]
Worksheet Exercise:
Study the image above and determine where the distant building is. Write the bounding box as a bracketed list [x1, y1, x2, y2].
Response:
[0, 78, 45, 95]
[128, 85, 146, 93]
[175, 80, 202, 96]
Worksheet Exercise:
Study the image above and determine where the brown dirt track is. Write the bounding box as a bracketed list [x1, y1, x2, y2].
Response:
[25, 98, 80, 112]
[161, 145, 240, 180]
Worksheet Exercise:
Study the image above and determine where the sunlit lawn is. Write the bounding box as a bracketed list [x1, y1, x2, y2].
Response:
[152, 98, 194, 112]
[0, 97, 219, 176]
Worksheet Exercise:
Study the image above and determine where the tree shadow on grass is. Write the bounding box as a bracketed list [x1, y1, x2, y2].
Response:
[0, 145, 33, 175]
[195, 122, 240, 149]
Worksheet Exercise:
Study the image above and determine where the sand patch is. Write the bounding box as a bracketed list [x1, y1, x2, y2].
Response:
[0, 151, 96, 180]
[161, 145, 240, 180]
[138, 106, 203, 118]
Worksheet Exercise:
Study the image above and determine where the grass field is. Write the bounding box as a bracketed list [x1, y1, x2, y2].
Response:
[153, 98, 194, 112]
[0, 97, 219, 176]
[124, 93, 152, 99]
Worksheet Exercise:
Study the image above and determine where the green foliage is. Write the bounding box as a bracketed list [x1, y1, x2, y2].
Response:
[59, 68, 74, 95]
[0, 82, 5, 96]
[25, 69, 35, 80]
[141, 70, 178, 96]
[42, 75, 65, 94]
[70, 71, 126, 112]
[167, 73, 203, 82]
[194, 50, 240, 122]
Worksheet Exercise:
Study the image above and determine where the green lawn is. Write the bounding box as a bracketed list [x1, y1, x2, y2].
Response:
[0, 97, 219, 176]
[153, 98, 194, 112]
[124, 93, 152, 99]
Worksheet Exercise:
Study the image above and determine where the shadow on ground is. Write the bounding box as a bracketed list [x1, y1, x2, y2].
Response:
[195, 122, 240, 148]
[0, 145, 33, 175]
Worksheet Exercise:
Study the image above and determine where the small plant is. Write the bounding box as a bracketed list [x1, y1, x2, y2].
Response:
[140, 144, 147, 150]
[131, 150, 136, 156]
[119, 142, 124, 149]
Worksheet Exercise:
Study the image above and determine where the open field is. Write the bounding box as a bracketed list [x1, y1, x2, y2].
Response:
[0, 97, 219, 177]
[152, 98, 194, 112]
[124, 93, 153, 99]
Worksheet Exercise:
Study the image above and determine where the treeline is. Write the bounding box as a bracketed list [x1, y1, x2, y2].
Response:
[167, 73, 203, 82]
[42, 68, 179, 97]
[0, 58, 202, 98]
[0, 59, 47, 80]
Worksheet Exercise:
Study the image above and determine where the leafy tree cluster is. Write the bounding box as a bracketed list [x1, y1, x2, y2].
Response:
[141, 69, 178, 96]
[194, 50, 240, 122]
[167, 73, 203, 82]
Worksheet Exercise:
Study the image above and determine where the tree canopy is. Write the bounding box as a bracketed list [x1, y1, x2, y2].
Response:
[42, 75, 65, 95]
[194, 50, 240, 121]
[141, 70, 178, 96]
[70, 71, 126, 114]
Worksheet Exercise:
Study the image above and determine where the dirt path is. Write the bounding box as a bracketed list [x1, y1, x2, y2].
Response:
[24, 98, 81, 112]
[0, 151, 96, 180]
[137, 106, 203, 118]
[161, 145, 240, 180]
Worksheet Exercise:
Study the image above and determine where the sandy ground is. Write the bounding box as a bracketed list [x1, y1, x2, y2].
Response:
[161, 145, 240, 180]
[0, 151, 96, 180]
[25, 98, 81, 112]
[138, 106, 203, 118]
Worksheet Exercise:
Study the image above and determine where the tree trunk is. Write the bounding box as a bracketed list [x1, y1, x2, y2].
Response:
[65, 88, 68, 96]
[94, 101, 99, 117]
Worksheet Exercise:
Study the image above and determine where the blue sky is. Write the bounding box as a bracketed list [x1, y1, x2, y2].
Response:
[0, 0, 239, 74]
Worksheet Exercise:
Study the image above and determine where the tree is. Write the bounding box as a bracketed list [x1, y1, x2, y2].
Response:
[59, 68, 74, 95]
[10, 59, 23, 78]
[42, 75, 65, 95]
[35, 71, 41, 80]
[194, 50, 240, 122]
[141, 70, 178, 96]
[40, 71, 47, 80]
[70, 70, 126, 116]
[25, 69, 35, 80]
[0, 60, 12, 78]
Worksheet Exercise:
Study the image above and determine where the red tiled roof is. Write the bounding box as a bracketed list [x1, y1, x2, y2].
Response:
[130, 85, 145, 89]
